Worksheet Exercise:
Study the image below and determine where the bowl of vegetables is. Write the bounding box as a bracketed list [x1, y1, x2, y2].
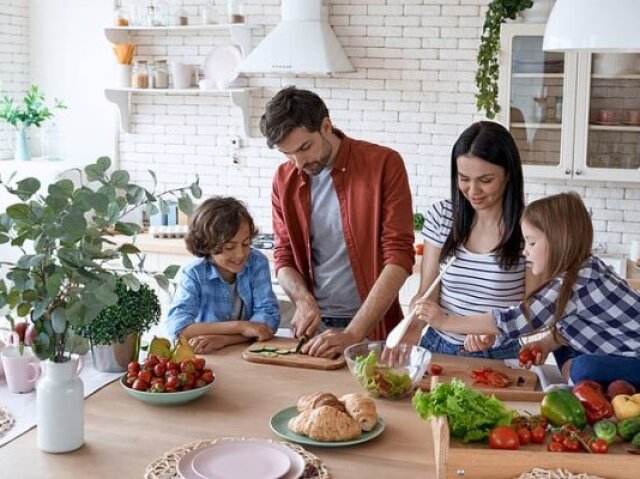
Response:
[344, 341, 431, 399]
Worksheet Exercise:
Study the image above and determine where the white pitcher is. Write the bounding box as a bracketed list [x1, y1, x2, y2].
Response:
[36, 354, 84, 453]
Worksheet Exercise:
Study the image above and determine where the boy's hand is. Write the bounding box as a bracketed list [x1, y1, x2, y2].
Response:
[240, 322, 273, 341]
[415, 299, 447, 328]
[188, 335, 227, 353]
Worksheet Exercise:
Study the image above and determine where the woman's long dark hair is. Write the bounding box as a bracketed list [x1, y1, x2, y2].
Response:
[440, 121, 524, 269]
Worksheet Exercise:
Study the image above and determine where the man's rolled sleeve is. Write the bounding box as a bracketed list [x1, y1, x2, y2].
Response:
[271, 175, 296, 274]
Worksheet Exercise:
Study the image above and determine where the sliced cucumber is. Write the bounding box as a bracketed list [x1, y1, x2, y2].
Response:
[249, 348, 266, 353]
[275, 349, 292, 355]
[262, 346, 279, 352]
[261, 351, 279, 358]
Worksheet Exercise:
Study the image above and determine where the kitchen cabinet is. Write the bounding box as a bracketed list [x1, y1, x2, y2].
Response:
[498, 23, 640, 181]
[103, 24, 255, 137]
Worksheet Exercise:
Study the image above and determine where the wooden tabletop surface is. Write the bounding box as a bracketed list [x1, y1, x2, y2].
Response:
[0, 344, 434, 478]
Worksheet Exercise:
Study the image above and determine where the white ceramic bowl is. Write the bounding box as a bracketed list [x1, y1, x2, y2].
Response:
[119, 374, 215, 405]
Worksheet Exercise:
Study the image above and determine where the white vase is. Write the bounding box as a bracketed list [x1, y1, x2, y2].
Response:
[36, 355, 84, 453]
[520, 0, 554, 23]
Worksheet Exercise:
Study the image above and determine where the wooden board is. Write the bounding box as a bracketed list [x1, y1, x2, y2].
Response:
[431, 401, 636, 479]
[419, 353, 543, 401]
[242, 338, 345, 370]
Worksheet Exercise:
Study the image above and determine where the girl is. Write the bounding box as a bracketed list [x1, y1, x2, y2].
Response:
[416, 192, 640, 386]
[407, 121, 534, 359]
[167, 197, 280, 353]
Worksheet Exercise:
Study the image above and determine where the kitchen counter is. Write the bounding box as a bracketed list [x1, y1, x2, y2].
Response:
[0, 343, 434, 478]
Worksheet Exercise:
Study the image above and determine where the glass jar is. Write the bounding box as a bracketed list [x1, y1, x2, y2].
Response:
[144, 5, 155, 26]
[201, 1, 216, 25]
[227, 0, 245, 24]
[114, 1, 130, 26]
[132, 60, 150, 89]
[153, 60, 169, 89]
[173, 7, 188, 26]
[153, 0, 169, 26]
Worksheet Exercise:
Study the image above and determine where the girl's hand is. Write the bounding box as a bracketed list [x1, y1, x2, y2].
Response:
[415, 299, 446, 328]
[241, 322, 273, 341]
[464, 334, 495, 353]
[518, 340, 548, 369]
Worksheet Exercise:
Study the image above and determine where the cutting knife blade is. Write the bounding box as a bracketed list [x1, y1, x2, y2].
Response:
[294, 334, 308, 354]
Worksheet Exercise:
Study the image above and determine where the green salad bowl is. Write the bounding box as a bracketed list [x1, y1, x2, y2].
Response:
[344, 341, 431, 400]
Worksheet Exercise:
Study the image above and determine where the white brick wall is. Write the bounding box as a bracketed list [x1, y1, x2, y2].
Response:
[0, 0, 29, 160]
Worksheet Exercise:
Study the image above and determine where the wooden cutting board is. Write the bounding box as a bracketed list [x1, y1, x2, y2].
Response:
[242, 338, 346, 370]
[418, 353, 543, 401]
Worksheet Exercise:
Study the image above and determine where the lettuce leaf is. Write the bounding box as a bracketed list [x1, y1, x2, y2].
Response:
[412, 378, 514, 442]
[353, 350, 412, 398]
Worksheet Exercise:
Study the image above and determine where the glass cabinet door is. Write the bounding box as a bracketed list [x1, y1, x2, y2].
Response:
[499, 24, 577, 178]
[575, 52, 640, 178]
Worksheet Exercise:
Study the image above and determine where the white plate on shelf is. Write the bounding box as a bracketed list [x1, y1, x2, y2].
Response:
[203, 44, 242, 90]
[176, 440, 305, 479]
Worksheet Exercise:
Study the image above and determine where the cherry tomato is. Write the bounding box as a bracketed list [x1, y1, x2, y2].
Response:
[517, 427, 531, 446]
[428, 364, 443, 376]
[552, 431, 566, 443]
[488, 426, 520, 450]
[563, 437, 581, 452]
[415, 244, 424, 256]
[548, 441, 564, 452]
[519, 348, 534, 365]
[530, 425, 546, 444]
[590, 439, 609, 454]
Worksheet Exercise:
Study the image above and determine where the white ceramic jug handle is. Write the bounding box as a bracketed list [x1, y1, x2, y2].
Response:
[28, 362, 42, 383]
[76, 356, 84, 375]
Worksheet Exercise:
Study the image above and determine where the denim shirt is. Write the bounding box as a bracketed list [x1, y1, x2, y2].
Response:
[166, 249, 280, 340]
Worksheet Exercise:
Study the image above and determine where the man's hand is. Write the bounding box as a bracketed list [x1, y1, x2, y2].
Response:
[240, 322, 274, 341]
[302, 329, 358, 359]
[414, 299, 447, 328]
[464, 335, 495, 353]
[188, 335, 227, 354]
[291, 297, 322, 338]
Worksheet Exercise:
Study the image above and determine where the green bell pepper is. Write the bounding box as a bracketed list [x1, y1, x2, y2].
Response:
[540, 390, 587, 429]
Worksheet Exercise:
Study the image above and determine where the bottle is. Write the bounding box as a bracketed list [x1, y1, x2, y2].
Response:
[227, 0, 245, 24]
[555, 97, 563, 123]
[132, 60, 150, 89]
[153, 60, 169, 89]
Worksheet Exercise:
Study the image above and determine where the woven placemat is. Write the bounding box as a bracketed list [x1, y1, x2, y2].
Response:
[516, 469, 606, 479]
[0, 405, 15, 438]
[144, 436, 330, 479]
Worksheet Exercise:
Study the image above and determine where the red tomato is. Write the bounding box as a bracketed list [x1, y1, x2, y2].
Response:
[517, 427, 531, 446]
[548, 441, 564, 452]
[415, 244, 424, 256]
[589, 439, 609, 454]
[530, 425, 546, 444]
[562, 437, 581, 452]
[194, 357, 206, 371]
[551, 431, 566, 443]
[488, 426, 520, 450]
[428, 364, 443, 376]
[519, 348, 534, 365]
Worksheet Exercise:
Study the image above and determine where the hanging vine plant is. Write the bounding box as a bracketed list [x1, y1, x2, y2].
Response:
[476, 0, 534, 119]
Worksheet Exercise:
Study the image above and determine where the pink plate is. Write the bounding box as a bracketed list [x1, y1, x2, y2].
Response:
[176, 440, 305, 479]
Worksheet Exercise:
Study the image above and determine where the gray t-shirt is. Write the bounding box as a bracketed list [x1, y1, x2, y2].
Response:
[309, 167, 362, 318]
[227, 280, 246, 321]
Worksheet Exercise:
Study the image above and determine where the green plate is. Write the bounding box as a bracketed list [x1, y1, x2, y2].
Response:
[269, 406, 385, 447]
[119, 374, 215, 405]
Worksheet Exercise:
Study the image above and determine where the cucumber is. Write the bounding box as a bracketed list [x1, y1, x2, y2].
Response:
[262, 346, 279, 352]
[633, 431, 640, 449]
[617, 417, 640, 441]
[248, 348, 266, 353]
[261, 351, 279, 358]
[275, 349, 292, 355]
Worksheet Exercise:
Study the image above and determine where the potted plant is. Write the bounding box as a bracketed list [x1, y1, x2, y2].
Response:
[0, 156, 200, 452]
[75, 278, 161, 372]
[476, 0, 533, 119]
[0, 84, 66, 161]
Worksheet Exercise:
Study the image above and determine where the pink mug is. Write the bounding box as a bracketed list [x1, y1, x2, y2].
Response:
[598, 109, 615, 123]
[626, 110, 640, 125]
[1, 346, 41, 393]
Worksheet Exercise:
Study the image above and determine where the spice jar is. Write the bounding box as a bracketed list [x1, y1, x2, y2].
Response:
[114, 1, 130, 26]
[227, 0, 245, 24]
[132, 60, 150, 89]
[174, 7, 188, 26]
[153, 60, 169, 89]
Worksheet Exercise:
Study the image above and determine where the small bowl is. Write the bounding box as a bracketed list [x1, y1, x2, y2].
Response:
[119, 374, 215, 405]
[344, 341, 431, 399]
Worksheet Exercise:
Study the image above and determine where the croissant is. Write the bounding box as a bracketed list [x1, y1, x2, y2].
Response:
[339, 393, 378, 432]
[296, 392, 345, 413]
[289, 405, 361, 441]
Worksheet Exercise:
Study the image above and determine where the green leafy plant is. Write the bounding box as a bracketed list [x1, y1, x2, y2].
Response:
[0, 84, 66, 128]
[0, 156, 202, 363]
[413, 212, 425, 231]
[75, 278, 160, 346]
[476, 0, 533, 119]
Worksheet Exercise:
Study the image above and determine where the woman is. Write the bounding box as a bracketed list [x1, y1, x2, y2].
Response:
[407, 121, 534, 359]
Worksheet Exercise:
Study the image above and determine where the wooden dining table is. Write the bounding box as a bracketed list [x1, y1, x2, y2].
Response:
[0, 343, 435, 478]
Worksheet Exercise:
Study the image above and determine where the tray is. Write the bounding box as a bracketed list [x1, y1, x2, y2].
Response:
[431, 400, 636, 479]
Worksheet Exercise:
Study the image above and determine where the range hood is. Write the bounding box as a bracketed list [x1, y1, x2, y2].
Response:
[238, 0, 354, 75]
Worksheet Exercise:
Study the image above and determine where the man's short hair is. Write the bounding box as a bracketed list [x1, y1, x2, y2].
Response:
[259, 86, 329, 148]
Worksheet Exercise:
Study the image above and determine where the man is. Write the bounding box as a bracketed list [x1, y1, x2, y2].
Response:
[260, 86, 415, 358]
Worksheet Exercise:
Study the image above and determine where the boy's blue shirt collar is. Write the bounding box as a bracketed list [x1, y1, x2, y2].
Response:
[204, 254, 251, 282]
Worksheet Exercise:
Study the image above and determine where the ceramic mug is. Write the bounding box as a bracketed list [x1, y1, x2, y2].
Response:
[598, 109, 615, 123]
[626, 110, 640, 125]
[171, 62, 194, 89]
[1, 346, 41, 393]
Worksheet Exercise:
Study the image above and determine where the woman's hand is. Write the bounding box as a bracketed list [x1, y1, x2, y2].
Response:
[518, 340, 548, 369]
[240, 322, 273, 341]
[414, 299, 447, 328]
[464, 334, 495, 352]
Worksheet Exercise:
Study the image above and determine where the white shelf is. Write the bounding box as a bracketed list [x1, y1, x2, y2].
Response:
[511, 122, 562, 130]
[512, 73, 564, 79]
[591, 74, 640, 80]
[104, 87, 257, 137]
[104, 24, 252, 56]
[589, 124, 640, 132]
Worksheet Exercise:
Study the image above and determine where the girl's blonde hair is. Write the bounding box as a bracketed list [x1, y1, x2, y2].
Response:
[522, 192, 593, 335]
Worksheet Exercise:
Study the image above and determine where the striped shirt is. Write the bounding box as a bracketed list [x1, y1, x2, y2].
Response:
[422, 199, 526, 345]
[493, 256, 640, 357]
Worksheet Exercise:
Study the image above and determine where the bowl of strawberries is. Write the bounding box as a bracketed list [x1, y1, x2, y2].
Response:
[120, 354, 216, 405]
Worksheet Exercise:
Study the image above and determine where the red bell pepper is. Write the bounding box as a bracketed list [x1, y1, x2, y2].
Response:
[572, 380, 613, 424]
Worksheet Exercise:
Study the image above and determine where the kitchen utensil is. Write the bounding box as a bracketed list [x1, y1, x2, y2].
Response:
[203, 44, 242, 90]
[294, 334, 308, 354]
[242, 338, 345, 370]
[385, 256, 456, 349]
[270, 406, 385, 447]
[171, 62, 195, 89]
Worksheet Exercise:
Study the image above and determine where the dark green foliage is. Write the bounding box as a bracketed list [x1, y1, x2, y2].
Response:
[76, 278, 160, 346]
[476, 0, 533, 118]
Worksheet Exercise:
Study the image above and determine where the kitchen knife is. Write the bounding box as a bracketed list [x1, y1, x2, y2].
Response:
[294, 334, 308, 354]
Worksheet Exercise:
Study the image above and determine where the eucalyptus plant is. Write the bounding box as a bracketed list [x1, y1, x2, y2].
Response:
[0, 156, 201, 362]
[0, 84, 66, 129]
[476, 0, 533, 119]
